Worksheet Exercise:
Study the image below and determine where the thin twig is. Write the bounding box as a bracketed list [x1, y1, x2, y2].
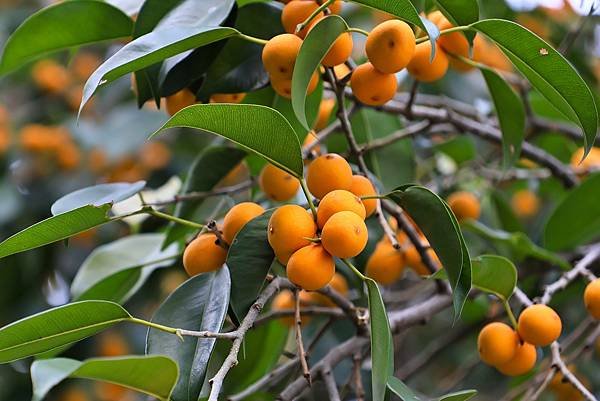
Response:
[294, 288, 312, 385]
[321, 365, 341, 401]
[150, 179, 254, 206]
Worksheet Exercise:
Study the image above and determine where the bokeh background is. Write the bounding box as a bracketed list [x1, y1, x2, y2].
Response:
[0, 0, 599, 400]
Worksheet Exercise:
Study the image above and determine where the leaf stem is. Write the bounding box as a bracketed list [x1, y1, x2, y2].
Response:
[300, 178, 318, 220]
[359, 194, 385, 201]
[341, 258, 366, 281]
[348, 27, 370, 37]
[147, 209, 204, 230]
[415, 26, 471, 44]
[129, 317, 181, 337]
[297, 0, 335, 34]
[502, 299, 518, 330]
[238, 33, 268, 46]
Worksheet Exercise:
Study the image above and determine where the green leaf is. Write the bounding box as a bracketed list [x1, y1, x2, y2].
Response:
[164, 146, 247, 247]
[51, 181, 146, 216]
[227, 210, 274, 321]
[388, 186, 471, 318]
[463, 220, 569, 270]
[134, 0, 234, 38]
[292, 15, 347, 130]
[387, 375, 420, 401]
[471, 19, 598, 155]
[436, 389, 477, 401]
[0, 204, 112, 260]
[480, 67, 525, 168]
[433, 0, 479, 43]
[222, 321, 288, 393]
[0, 1, 133, 74]
[197, 2, 284, 98]
[471, 255, 517, 301]
[272, 81, 323, 139]
[490, 190, 524, 233]
[72, 234, 180, 303]
[31, 356, 178, 401]
[544, 173, 600, 251]
[147, 268, 230, 401]
[366, 279, 393, 401]
[151, 104, 303, 177]
[350, 0, 440, 58]
[80, 26, 240, 112]
[0, 301, 130, 363]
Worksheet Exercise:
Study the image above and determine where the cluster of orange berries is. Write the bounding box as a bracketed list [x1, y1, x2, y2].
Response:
[161, 88, 246, 116]
[31, 53, 101, 111]
[478, 304, 561, 376]
[261, 3, 512, 107]
[19, 124, 81, 170]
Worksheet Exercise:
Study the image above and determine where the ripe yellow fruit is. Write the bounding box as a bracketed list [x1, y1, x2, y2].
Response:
[472, 35, 512, 72]
[32, 59, 70, 94]
[447, 191, 481, 222]
[262, 34, 303, 80]
[584, 279, 600, 319]
[281, 0, 323, 38]
[349, 175, 377, 217]
[70, 52, 101, 81]
[477, 322, 519, 366]
[321, 211, 368, 258]
[306, 153, 353, 199]
[328, 1, 342, 14]
[518, 304, 562, 346]
[365, 20, 416, 73]
[259, 163, 300, 202]
[209, 93, 246, 103]
[428, 11, 472, 72]
[406, 41, 449, 82]
[350, 62, 398, 106]
[322, 32, 353, 67]
[287, 244, 335, 290]
[366, 240, 405, 285]
[570, 146, 600, 171]
[139, 141, 171, 171]
[316, 189, 366, 228]
[222, 202, 265, 245]
[270, 71, 318, 99]
[165, 88, 196, 116]
[315, 98, 336, 130]
[310, 272, 349, 306]
[303, 130, 322, 160]
[271, 289, 314, 326]
[511, 189, 540, 218]
[496, 342, 537, 376]
[268, 205, 317, 264]
[183, 234, 227, 276]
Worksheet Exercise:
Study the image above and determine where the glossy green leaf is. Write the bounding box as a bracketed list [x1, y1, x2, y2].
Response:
[545, 173, 600, 251]
[437, 389, 477, 401]
[272, 81, 323, 138]
[367, 279, 392, 401]
[0, 301, 130, 363]
[227, 210, 274, 321]
[51, 181, 146, 216]
[31, 356, 178, 401]
[222, 320, 288, 393]
[134, 0, 234, 37]
[151, 104, 303, 177]
[147, 269, 230, 401]
[350, 0, 439, 57]
[480, 67, 525, 168]
[197, 2, 284, 98]
[471, 255, 517, 301]
[471, 19, 598, 155]
[0, 204, 112, 260]
[164, 146, 247, 247]
[433, 0, 479, 43]
[387, 375, 420, 401]
[80, 26, 240, 112]
[463, 220, 569, 270]
[292, 15, 347, 130]
[0, 1, 133, 74]
[72, 234, 180, 303]
[388, 186, 471, 318]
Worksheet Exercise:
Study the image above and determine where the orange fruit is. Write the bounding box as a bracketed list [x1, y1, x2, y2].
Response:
[350, 62, 398, 106]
